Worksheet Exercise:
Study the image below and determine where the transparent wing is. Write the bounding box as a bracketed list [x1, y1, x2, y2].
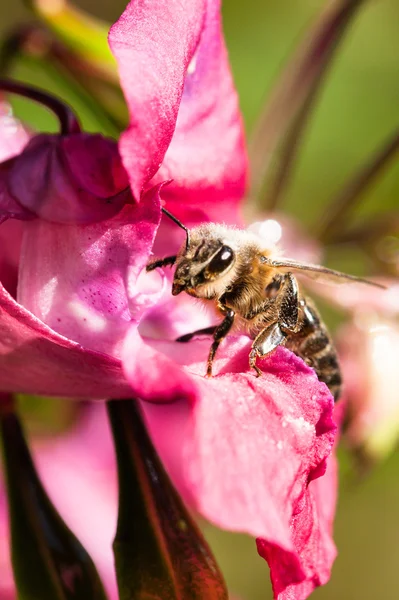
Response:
[269, 258, 386, 288]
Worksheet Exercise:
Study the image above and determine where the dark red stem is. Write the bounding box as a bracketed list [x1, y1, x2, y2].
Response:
[0, 78, 80, 135]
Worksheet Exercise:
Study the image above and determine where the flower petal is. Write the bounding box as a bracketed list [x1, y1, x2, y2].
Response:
[136, 337, 336, 597]
[0, 101, 32, 223]
[17, 185, 161, 358]
[0, 101, 30, 162]
[7, 134, 130, 224]
[0, 220, 23, 296]
[110, 0, 247, 220]
[311, 277, 399, 316]
[339, 316, 399, 462]
[155, 0, 247, 222]
[0, 283, 132, 398]
[109, 0, 205, 201]
[0, 159, 35, 222]
[257, 452, 338, 600]
[60, 134, 129, 199]
[122, 329, 199, 403]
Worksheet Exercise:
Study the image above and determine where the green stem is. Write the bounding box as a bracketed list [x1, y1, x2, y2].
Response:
[0, 25, 121, 138]
[0, 77, 80, 134]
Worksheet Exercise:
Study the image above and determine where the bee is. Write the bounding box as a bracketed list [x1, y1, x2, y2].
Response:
[147, 208, 384, 401]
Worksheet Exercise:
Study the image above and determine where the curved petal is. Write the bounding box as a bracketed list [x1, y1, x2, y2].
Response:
[0, 102, 32, 224]
[0, 220, 23, 296]
[60, 134, 129, 199]
[155, 0, 247, 223]
[138, 337, 336, 596]
[257, 452, 337, 600]
[8, 134, 130, 224]
[18, 185, 161, 358]
[122, 329, 199, 403]
[109, 0, 206, 200]
[0, 158, 35, 223]
[0, 283, 132, 398]
[339, 317, 399, 462]
[0, 101, 30, 162]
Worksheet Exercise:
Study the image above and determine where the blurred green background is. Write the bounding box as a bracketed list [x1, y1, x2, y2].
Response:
[0, 0, 398, 598]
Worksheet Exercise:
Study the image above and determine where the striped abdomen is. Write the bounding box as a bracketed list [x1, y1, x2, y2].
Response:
[285, 298, 342, 401]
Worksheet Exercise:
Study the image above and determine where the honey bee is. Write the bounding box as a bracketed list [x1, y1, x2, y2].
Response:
[147, 208, 384, 401]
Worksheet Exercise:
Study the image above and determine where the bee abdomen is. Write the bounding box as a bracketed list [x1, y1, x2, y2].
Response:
[285, 299, 342, 402]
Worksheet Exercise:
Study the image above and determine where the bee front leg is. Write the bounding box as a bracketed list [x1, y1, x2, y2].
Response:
[250, 322, 287, 377]
[206, 305, 235, 378]
[176, 326, 218, 343]
[146, 255, 177, 272]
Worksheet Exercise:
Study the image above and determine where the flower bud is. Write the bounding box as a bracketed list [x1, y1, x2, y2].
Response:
[338, 312, 399, 464]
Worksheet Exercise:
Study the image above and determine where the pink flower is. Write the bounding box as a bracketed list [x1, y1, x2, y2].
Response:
[0, 101, 30, 162]
[335, 282, 399, 463]
[0, 102, 26, 296]
[0, 1, 337, 598]
[0, 82, 130, 225]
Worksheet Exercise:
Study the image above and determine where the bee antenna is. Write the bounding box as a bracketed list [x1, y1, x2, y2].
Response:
[161, 207, 190, 251]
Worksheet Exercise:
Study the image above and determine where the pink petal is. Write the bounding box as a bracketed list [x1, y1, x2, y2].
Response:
[122, 329, 199, 403]
[0, 283, 132, 398]
[0, 220, 23, 296]
[310, 277, 398, 316]
[7, 134, 130, 224]
[109, 0, 205, 201]
[258, 452, 338, 600]
[110, 0, 247, 220]
[140, 290, 215, 341]
[17, 185, 161, 358]
[154, 0, 247, 222]
[0, 101, 30, 162]
[60, 134, 129, 198]
[0, 158, 35, 222]
[338, 316, 399, 460]
[138, 337, 336, 597]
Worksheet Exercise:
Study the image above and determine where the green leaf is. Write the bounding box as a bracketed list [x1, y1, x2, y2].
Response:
[107, 399, 228, 600]
[0, 404, 109, 600]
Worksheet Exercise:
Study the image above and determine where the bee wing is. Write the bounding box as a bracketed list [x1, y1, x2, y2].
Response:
[269, 258, 386, 289]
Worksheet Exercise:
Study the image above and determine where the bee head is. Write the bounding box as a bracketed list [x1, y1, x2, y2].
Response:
[172, 224, 237, 297]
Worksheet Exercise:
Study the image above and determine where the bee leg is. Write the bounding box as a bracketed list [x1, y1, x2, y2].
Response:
[176, 326, 217, 343]
[146, 255, 177, 272]
[250, 322, 287, 377]
[206, 307, 235, 378]
[279, 273, 301, 332]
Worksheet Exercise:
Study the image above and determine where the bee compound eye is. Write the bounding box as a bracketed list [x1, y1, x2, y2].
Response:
[207, 245, 235, 274]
